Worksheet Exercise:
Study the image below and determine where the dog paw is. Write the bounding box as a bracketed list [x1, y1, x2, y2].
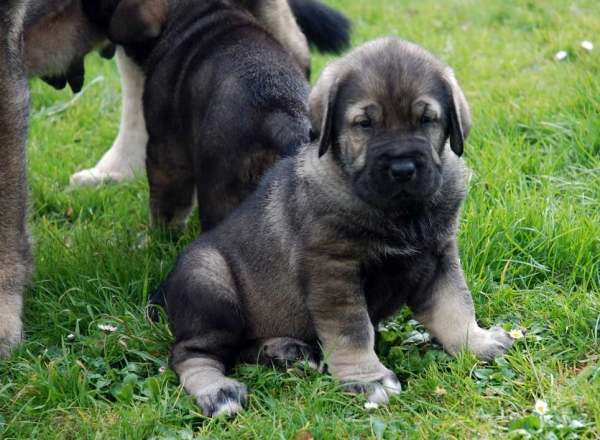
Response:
[465, 326, 514, 362]
[0, 300, 23, 359]
[0, 334, 21, 359]
[69, 167, 132, 187]
[192, 378, 248, 418]
[340, 369, 401, 404]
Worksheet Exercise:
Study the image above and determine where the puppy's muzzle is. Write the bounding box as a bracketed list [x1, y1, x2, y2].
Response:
[356, 138, 442, 206]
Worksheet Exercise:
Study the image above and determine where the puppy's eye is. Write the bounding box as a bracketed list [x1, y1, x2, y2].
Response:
[355, 119, 372, 129]
[421, 115, 436, 125]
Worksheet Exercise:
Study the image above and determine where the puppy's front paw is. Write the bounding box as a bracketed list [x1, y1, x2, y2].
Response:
[340, 369, 401, 404]
[191, 378, 248, 418]
[465, 326, 514, 362]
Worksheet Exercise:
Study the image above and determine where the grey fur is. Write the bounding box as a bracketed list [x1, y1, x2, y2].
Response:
[151, 37, 514, 416]
[0, 0, 33, 359]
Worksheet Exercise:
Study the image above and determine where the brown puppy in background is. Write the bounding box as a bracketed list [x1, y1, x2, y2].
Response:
[0, 0, 33, 358]
[85, 0, 314, 230]
[150, 37, 514, 417]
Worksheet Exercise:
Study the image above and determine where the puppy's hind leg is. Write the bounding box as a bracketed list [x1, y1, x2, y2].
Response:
[167, 249, 247, 417]
[70, 48, 148, 186]
[410, 243, 514, 362]
[241, 337, 323, 372]
[147, 136, 196, 229]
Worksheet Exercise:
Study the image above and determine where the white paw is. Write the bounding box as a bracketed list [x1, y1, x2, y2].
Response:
[69, 167, 132, 186]
[341, 369, 401, 404]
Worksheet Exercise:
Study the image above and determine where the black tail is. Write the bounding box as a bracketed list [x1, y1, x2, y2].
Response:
[147, 282, 169, 322]
[289, 0, 351, 53]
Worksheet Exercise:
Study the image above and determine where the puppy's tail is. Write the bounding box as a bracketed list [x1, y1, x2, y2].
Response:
[147, 282, 168, 322]
[289, 0, 351, 53]
[267, 113, 311, 157]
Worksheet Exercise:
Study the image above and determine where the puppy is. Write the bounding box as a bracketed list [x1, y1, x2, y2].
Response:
[69, 0, 351, 186]
[0, 0, 33, 358]
[150, 37, 515, 417]
[85, 0, 312, 231]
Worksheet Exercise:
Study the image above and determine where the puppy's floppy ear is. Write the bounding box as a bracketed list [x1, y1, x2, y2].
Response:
[444, 68, 471, 157]
[107, 0, 168, 44]
[317, 81, 340, 157]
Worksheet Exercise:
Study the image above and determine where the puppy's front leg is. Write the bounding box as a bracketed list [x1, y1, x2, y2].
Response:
[411, 243, 514, 361]
[307, 255, 401, 403]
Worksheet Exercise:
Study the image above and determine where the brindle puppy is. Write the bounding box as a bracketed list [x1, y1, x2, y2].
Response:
[150, 37, 514, 416]
[0, 0, 33, 358]
[85, 0, 312, 230]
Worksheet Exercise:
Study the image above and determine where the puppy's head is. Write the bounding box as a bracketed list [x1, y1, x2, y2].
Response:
[83, 0, 167, 44]
[310, 37, 471, 207]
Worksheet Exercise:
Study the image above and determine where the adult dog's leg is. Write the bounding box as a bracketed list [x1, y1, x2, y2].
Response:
[306, 252, 401, 403]
[410, 244, 514, 361]
[70, 47, 147, 186]
[167, 249, 247, 417]
[0, 0, 33, 358]
[247, 0, 311, 76]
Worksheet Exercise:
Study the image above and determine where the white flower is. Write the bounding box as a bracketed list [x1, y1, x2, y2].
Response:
[98, 323, 118, 332]
[534, 399, 548, 415]
[581, 40, 593, 51]
[509, 329, 524, 339]
[364, 402, 379, 410]
[158, 366, 167, 374]
[435, 387, 448, 396]
[554, 50, 568, 61]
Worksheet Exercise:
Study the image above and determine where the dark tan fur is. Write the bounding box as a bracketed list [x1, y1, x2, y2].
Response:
[151, 37, 513, 417]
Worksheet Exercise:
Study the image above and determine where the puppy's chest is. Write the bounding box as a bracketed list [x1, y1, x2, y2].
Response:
[367, 211, 447, 258]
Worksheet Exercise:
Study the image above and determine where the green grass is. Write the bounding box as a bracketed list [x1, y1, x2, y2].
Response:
[2, 0, 599, 438]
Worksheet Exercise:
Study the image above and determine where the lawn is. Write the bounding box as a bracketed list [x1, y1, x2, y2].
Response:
[1, 0, 599, 438]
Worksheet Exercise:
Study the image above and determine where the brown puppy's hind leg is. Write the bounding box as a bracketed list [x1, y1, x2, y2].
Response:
[146, 137, 196, 229]
[167, 248, 247, 417]
[240, 337, 323, 371]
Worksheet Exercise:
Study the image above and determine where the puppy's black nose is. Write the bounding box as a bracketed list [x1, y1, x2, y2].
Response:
[389, 158, 416, 181]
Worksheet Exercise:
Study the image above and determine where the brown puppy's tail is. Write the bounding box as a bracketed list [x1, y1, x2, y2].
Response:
[289, 0, 351, 53]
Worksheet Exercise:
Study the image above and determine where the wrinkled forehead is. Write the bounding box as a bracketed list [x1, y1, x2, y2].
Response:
[336, 47, 450, 119]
